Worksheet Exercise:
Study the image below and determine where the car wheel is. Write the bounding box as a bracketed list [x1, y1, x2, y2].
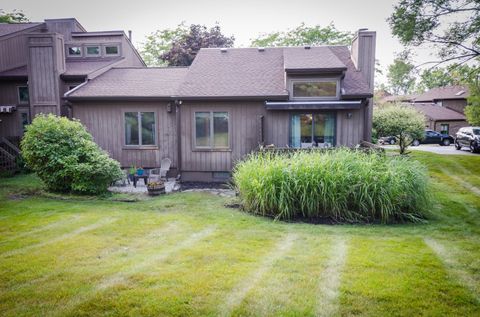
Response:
[442, 139, 451, 146]
[455, 142, 462, 150]
[470, 142, 480, 153]
[389, 139, 396, 145]
[412, 140, 420, 146]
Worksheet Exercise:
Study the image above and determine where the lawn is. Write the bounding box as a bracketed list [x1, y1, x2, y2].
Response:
[0, 152, 479, 316]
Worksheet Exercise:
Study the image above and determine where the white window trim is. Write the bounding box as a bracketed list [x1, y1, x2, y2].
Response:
[123, 111, 157, 147]
[67, 45, 83, 58]
[85, 45, 101, 57]
[103, 43, 121, 56]
[17, 86, 29, 104]
[193, 111, 230, 150]
[289, 78, 340, 101]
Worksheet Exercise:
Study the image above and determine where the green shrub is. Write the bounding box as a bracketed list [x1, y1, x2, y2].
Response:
[21, 114, 123, 194]
[233, 149, 430, 224]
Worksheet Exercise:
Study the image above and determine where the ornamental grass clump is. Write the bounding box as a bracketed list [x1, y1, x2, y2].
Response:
[233, 149, 430, 224]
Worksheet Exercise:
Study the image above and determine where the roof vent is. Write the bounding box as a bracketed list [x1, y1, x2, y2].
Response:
[220, 48, 228, 53]
[258, 47, 265, 52]
[304, 45, 311, 49]
[455, 90, 465, 96]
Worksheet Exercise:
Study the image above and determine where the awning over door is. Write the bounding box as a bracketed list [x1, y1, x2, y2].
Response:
[0, 105, 16, 113]
[265, 100, 363, 110]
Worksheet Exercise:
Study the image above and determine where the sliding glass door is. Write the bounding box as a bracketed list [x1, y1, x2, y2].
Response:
[290, 113, 335, 148]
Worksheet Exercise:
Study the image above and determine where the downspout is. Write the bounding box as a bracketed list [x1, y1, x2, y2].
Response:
[175, 100, 182, 180]
[63, 78, 89, 118]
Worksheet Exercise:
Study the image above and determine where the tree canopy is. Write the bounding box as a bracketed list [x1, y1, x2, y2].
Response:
[465, 83, 480, 126]
[388, 0, 480, 67]
[250, 22, 352, 47]
[386, 51, 416, 95]
[141, 23, 234, 66]
[0, 9, 29, 23]
[417, 64, 479, 91]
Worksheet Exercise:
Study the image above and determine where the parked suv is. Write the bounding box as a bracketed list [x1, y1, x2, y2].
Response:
[411, 130, 454, 146]
[455, 127, 480, 153]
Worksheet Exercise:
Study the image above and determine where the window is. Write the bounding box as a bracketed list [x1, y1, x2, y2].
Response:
[291, 80, 338, 99]
[440, 124, 449, 135]
[195, 111, 229, 149]
[85, 45, 100, 56]
[18, 86, 29, 104]
[124, 112, 156, 146]
[20, 111, 29, 132]
[67, 46, 82, 57]
[290, 113, 335, 148]
[105, 45, 119, 55]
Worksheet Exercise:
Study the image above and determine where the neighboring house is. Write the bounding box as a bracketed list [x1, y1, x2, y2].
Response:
[1, 21, 376, 182]
[0, 18, 144, 140]
[380, 94, 417, 104]
[412, 86, 469, 135]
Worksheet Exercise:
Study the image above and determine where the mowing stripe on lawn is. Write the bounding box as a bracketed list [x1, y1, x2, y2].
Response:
[52, 226, 217, 317]
[0, 214, 82, 245]
[316, 236, 348, 317]
[441, 171, 480, 197]
[219, 233, 297, 317]
[1, 217, 118, 258]
[424, 237, 479, 302]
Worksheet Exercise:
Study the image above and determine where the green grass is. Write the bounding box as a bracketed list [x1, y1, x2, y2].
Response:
[0, 152, 479, 316]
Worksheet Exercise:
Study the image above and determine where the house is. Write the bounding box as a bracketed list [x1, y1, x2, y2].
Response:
[0, 18, 144, 140]
[412, 86, 469, 135]
[1, 19, 376, 182]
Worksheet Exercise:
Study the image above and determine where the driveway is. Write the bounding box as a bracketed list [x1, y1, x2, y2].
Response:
[382, 144, 478, 156]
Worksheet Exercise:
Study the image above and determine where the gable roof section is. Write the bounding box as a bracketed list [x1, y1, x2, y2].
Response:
[283, 46, 347, 72]
[64, 58, 125, 78]
[412, 103, 466, 121]
[66, 67, 189, 99]
[414, 85, 469, 102]
[0, 23, 43, 37]
[177, 47, 288, 99]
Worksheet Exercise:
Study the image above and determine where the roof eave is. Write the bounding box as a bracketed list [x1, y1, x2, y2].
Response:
[285, 67, 347, 74]
[64, 96, 173, 101]
[177, 95, 289, 101]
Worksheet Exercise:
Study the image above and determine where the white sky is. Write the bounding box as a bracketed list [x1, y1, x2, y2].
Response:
[1, 0, 437, 84]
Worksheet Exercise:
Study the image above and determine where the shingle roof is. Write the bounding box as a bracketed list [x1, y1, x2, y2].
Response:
[283, 46, 346, 72]
[329, 46, 370, 97]
[414, 86, 469, 102]
[67, 67, 189, 98]
[0, 23, 43, 37]
[412, 103, 467, 121]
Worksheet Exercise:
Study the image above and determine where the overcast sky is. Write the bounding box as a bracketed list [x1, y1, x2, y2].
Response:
[2, 0, 436, 84]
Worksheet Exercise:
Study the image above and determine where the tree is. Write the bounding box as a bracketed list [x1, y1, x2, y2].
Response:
[141, 23, 234, 67]
[250, 22, 352, 47]
[417, 64, 480, 91]
[0, 9, 28, 23]
[388, 0, 480, 67]
[465, 83, 480, 126]
[373, 104, 425, 154]
[386, 51, 416, 95]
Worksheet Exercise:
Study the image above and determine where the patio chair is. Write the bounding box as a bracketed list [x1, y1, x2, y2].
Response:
[149, 158, 172, 181]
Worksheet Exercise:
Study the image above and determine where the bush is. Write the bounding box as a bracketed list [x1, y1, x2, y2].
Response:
[373, 103, 425, 154]
[233, 149, 430, 224]
[21, 114, 123, 194]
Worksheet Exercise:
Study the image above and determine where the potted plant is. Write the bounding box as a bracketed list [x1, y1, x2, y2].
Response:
[147, 181, 165, 196]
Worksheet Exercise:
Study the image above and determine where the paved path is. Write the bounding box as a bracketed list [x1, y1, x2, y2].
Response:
[382, 144, 477, 156]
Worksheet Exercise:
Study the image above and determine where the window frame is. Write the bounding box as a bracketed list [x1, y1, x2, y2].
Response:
[85, 45, 101, 57]
[289, 78, 340, 100]
[123, 111, 157, 148]
[288, 111, 337, 148]
[67, 45, 83, 58]
[440, 124, 449, 135]
[19, 109, 30, 133]
[193, 111, 231, 151]
[103, 44, 121, 56]
[17, 86, 29, 104]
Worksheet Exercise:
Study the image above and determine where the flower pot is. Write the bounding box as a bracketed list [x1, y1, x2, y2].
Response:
[147, 181, 165, 196]
[137, 168, 144, 176]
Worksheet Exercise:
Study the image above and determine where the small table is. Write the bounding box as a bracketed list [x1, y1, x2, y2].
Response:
[133, 174, 149, 188]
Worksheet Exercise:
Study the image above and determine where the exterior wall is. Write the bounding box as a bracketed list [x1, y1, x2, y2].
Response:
[434, 120, 468, 135]
[71, 101, 177, 169]
[0, 81, 29, 138]
[0, 24, 44, 72]
[441, 99, 467, 114]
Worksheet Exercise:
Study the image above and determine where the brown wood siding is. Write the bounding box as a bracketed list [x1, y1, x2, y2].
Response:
[441, 99, 467, 114]
[180, 101, 266, 172]
[336, 108, 365, 146]
[72, 101, 177, 168]
[264, 111, 289, 147]
[0, 34, 28, 72]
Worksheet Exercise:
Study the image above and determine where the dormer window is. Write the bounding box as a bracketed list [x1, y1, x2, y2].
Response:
[105, 45, 120, 56]
[290, 78, 339, 100]
[85, 45, 100, 57]
[67, 46, 82, 57]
